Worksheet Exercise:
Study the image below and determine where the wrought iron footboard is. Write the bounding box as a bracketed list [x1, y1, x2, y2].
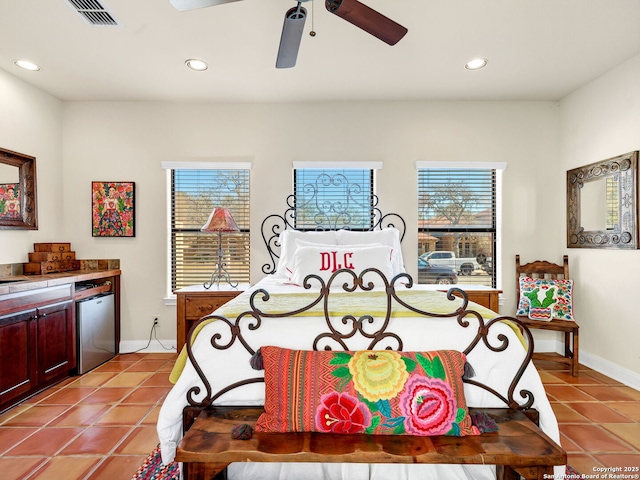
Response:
[183, 269, 535, 412]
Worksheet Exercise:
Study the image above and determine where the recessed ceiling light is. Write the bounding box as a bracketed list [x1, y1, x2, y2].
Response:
[13, 59, 41, 71]
[465, 58, 488, 70]
[185, 59, 208, 71]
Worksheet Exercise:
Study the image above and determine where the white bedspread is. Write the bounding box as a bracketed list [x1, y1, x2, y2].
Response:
[157, 276, 563, 480]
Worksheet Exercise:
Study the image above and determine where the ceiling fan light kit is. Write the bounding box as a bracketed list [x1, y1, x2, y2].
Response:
[276, 4, 307, 69]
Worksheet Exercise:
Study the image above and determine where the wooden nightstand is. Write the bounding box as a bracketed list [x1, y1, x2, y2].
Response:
[174, 284, 249, 351]
[435, 285, 502, 312]
[462, 288, 502, 312]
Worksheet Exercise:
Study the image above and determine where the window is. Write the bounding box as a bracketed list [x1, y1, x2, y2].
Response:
[167, 166, 250, 291]
[293, 167, 376, 230]
[417, 164, 504, 287]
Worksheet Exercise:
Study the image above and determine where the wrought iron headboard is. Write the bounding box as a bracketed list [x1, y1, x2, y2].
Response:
[261, 191, 406, 275]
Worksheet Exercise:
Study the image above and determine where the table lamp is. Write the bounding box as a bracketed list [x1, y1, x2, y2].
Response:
[200, 207, 240, 289]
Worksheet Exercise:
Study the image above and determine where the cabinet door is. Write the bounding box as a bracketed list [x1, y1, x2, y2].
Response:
[36, 300, 75, 385]
[0, 308, 37, 407]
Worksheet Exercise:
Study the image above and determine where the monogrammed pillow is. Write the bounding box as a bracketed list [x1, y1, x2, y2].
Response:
[274, 230, 340, 278]
[337, 228, 405, 275]
[286, 244, 395, 286]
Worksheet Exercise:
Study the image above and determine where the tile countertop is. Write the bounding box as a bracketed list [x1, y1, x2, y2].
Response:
[0, 269, 121, 296]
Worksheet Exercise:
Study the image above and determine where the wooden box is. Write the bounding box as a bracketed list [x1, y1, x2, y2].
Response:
[34, 243, 71, 253]
[28, 251, 76, 262]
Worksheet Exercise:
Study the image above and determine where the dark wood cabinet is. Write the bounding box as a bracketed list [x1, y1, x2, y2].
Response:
[0, 308, 37, 407]
[36, 299, 75, 385]
[0, 285, 75, 411]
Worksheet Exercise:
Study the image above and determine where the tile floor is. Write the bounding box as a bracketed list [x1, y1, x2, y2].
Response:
[0, 353, 638, 479]
[536, 358, 640, 474]
[0, 352, 177, 480]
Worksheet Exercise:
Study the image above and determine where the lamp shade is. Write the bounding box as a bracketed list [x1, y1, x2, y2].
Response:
[200, 207, 240, 232]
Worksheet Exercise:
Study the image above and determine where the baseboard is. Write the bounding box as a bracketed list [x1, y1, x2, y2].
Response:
[578, 350, 640, 391]
[535, 339, 640, 390]
[118, 339, 177, 355]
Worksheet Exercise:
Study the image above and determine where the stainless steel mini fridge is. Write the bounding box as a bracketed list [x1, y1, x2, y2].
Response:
[76, 292, 116, 374]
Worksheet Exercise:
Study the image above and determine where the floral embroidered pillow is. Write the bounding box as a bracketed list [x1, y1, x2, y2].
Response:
[254, 346, 479, 437]
[516, 276, 574, 321]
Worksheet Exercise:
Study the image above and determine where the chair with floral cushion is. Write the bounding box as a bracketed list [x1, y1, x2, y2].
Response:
[515, 254, 579, 376]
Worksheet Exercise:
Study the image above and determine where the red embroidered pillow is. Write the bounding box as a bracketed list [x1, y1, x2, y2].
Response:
[254, 346, 479, 436]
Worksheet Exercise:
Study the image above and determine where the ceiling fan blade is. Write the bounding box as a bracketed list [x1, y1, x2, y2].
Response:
[325, 0, 407, 45]
[169, 0, 242, 12]
[276, 4, 307, 69]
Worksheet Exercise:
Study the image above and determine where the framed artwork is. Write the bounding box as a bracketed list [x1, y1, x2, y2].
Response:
[0, 183, 21, 220]
[0, 147, 37, 230]
[92, 181, 135, 237]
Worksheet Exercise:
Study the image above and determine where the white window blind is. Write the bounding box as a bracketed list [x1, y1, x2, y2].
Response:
[293, 168, 375, 230]
[417, 167, 498, 287]
[170, 169, 250, 290]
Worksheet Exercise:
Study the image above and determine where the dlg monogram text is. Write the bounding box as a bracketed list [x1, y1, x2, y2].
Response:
[320, 251, 355, 272]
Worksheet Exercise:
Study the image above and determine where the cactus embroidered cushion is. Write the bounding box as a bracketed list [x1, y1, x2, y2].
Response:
[254, 346, 480, 436]
[516, 277, 574, 321]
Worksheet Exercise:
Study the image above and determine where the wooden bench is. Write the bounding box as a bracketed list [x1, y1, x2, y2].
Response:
[170, 270, 566, 480]
[177, 406, 565, 480]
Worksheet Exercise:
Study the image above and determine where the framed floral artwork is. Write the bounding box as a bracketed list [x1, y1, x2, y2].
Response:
[92, 181, 135, 237]
[0, 183, 21, 220]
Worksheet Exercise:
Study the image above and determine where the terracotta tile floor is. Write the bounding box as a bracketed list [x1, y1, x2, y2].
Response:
[0, 353, 176, 480]
[536, 358, 640, 475]
[1, 353, 638, 479]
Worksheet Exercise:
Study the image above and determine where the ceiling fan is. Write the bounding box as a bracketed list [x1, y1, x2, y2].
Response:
[169, 0, 408, 69]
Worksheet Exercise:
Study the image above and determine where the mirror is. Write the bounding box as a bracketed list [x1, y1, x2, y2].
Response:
[0, 147, 38, 230]
[567, 150, 638, 249]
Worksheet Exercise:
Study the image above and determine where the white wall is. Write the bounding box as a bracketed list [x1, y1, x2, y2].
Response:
[60, 100, 561, 351]
[559, 53, 640, 384]
[0, 69, 63, 261]
[5, 61, 637, 384]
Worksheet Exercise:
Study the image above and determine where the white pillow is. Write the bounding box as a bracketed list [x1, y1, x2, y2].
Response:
[336, 228, 405, 275]
[286, 245, 395, 286]
[295, 238, 382, 250]
[274, 230, 340, 278]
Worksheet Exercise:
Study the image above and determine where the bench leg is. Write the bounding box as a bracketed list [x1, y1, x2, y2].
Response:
[512, 465, 555, 480]
[500, 466, 520, 480]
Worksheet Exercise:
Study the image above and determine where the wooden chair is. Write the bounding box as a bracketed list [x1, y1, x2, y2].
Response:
[515, 255, 579, 376]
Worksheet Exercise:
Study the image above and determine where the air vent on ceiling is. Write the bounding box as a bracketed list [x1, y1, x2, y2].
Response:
[64, 0, 121, 27]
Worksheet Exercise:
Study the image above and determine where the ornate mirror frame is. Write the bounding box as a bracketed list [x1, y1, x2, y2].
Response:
[567, 150, 638, 249]
[0, 147, 38, 230]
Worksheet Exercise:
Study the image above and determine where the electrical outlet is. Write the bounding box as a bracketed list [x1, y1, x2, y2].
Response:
[153, 316, 159, 327]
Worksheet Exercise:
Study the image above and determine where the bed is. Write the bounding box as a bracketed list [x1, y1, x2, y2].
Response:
[157, 196, 564, 480]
